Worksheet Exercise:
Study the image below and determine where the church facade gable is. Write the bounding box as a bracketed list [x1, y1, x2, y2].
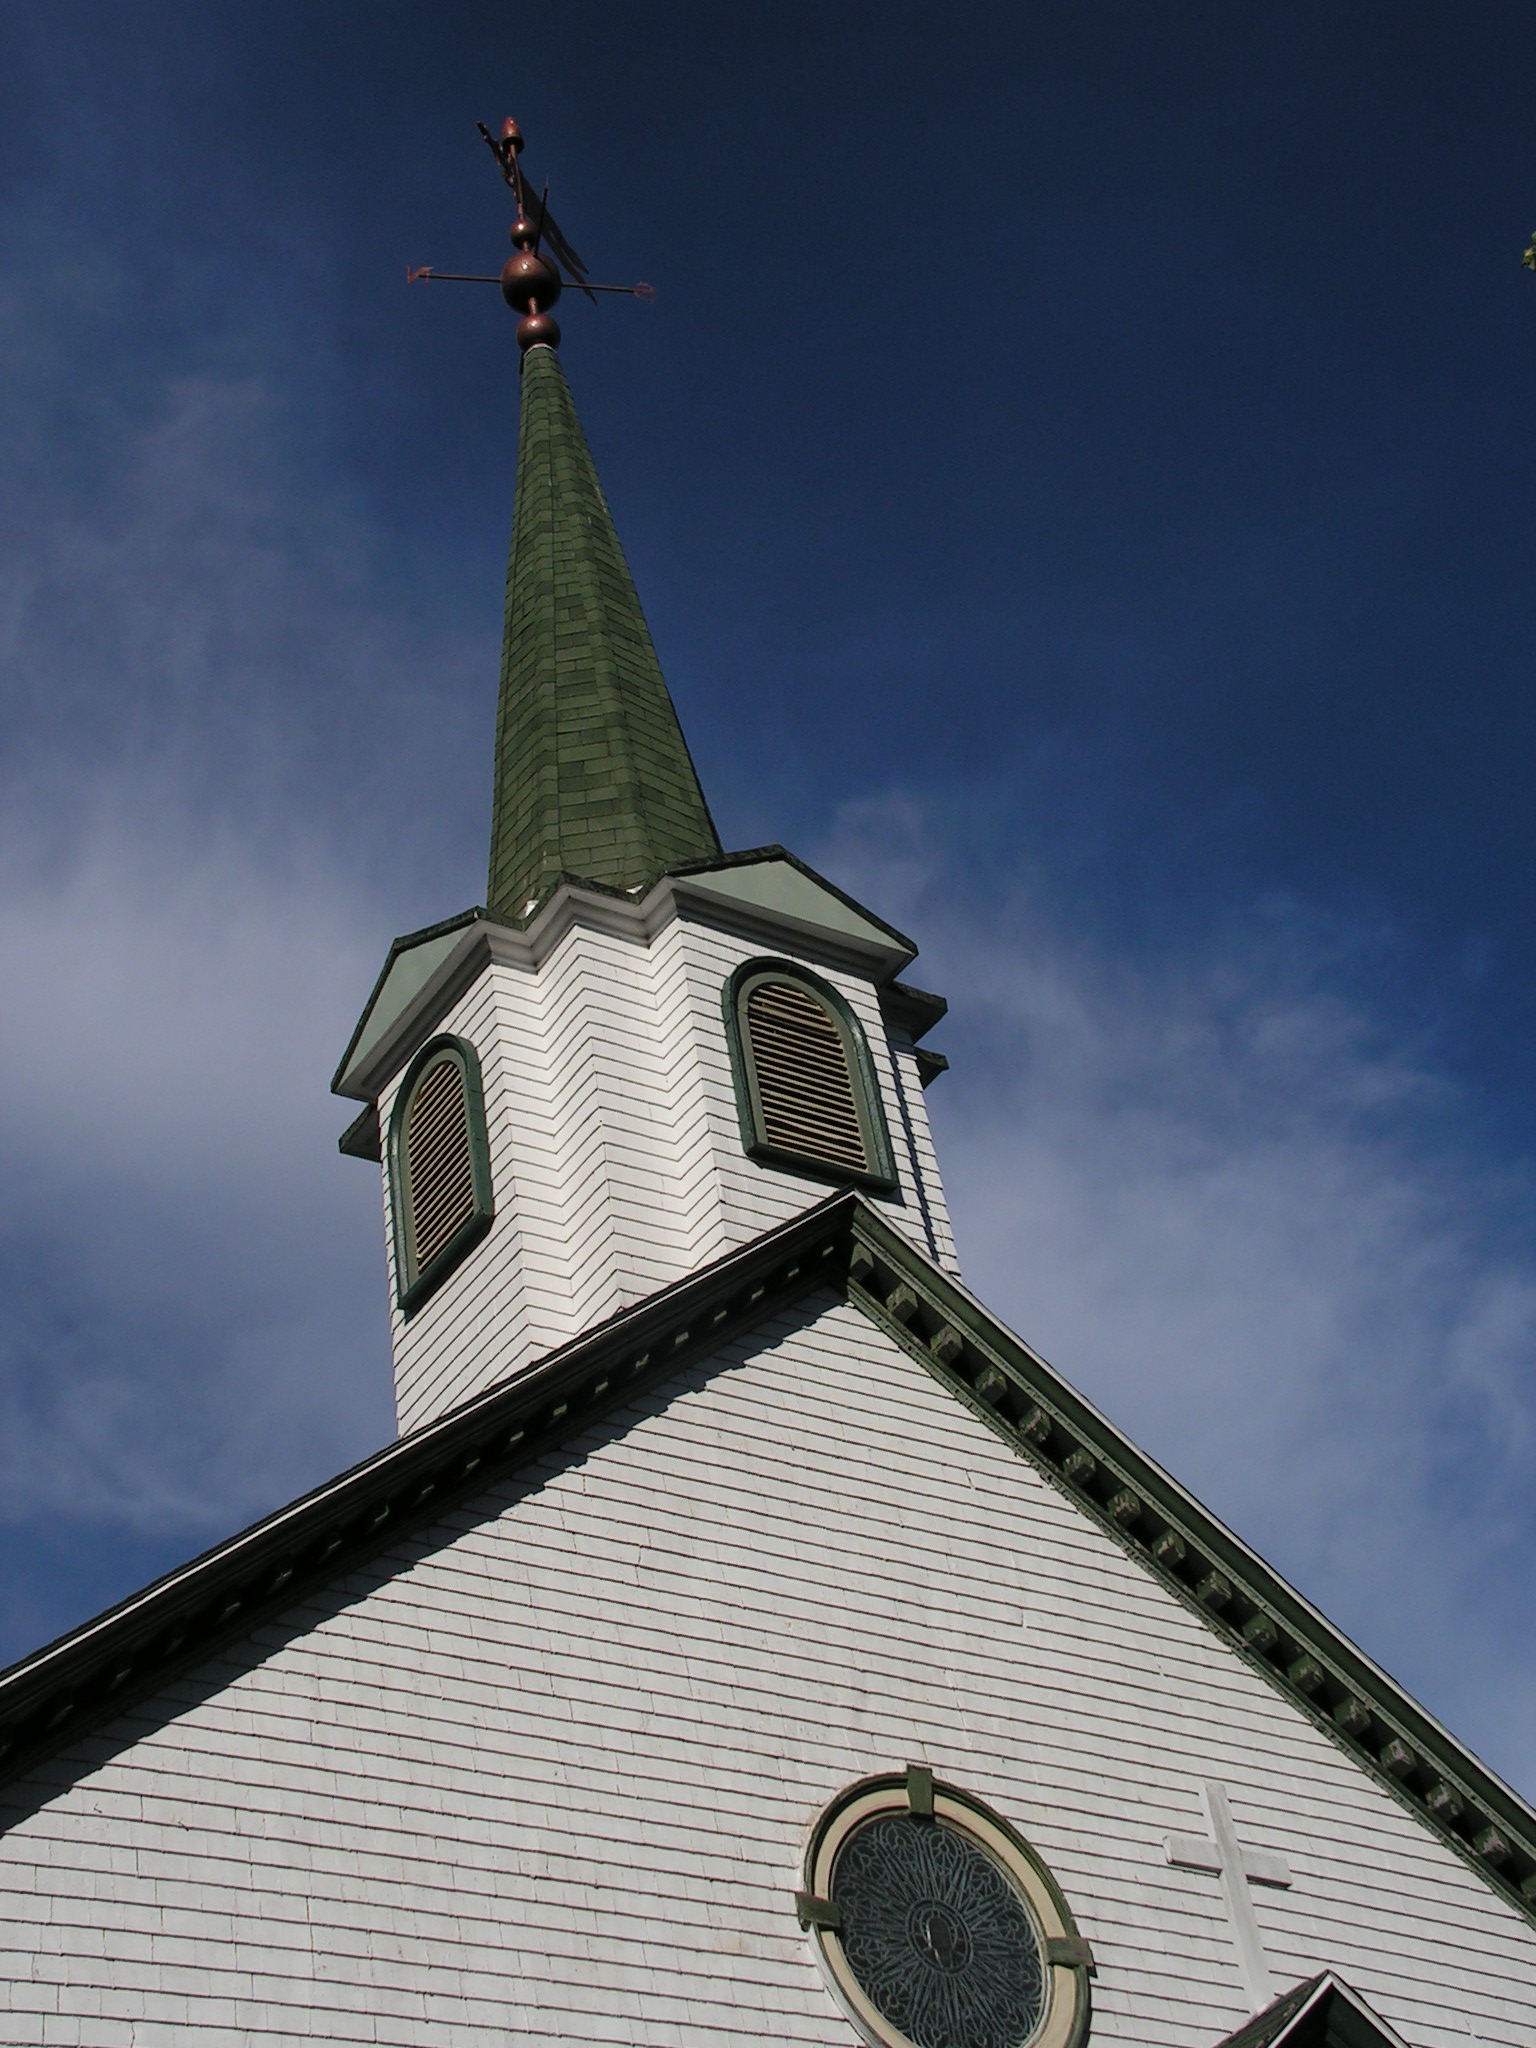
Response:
[0, 1209, 1532, 2047]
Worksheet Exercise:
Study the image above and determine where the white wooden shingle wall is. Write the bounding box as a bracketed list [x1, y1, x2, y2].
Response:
[1, 1294, 1532, 2047]
[386, 905, 957, 1434]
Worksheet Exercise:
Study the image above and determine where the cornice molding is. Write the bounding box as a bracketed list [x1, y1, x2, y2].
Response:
[335, 857, 936, 1104]
[843, 1203, 1536, 1926]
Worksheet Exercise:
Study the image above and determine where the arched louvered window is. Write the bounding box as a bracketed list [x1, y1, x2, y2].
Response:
[725, 960, 897, 1191]
[388, 1035, 494, 1314]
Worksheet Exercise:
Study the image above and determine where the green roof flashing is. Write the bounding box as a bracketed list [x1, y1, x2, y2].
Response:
[487, 345, 721, 922]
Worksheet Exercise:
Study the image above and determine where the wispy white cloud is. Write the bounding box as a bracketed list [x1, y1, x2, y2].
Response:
[0, 297, 490, 1554]
[0, 772, 396, 1534]
[819, 795, 1536, 1796]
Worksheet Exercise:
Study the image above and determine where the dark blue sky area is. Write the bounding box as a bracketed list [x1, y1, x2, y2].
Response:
[9, 3, 1535, 1118]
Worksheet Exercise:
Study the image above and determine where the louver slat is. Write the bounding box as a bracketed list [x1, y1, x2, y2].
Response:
[746, 981, 868, 1173]
[404, 1058, 477, 1272]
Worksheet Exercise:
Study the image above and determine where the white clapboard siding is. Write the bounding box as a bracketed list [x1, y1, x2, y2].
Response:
[384, 899, 957, 1434]
[0, 1295, 1530, 2045]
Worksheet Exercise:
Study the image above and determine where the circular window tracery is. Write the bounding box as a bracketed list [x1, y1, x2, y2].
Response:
[799, 1773, 1091, 2048]
[833, 1811, 1045, 2047]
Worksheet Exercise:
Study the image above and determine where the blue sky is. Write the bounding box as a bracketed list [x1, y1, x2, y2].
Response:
[2, 4, 1535, 1797]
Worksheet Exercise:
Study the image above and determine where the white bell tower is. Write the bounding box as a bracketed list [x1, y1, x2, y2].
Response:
[333, 342, 953, 1433]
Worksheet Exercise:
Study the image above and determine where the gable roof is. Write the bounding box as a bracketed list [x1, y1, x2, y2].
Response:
[0, 1193, 1532, 1929]
[1214, 1971, 1411, 2048]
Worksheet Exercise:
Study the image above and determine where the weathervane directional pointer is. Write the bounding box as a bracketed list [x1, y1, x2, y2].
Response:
[408, 116, 653, 353]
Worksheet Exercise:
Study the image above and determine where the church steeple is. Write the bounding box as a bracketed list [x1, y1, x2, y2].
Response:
[337, 118, 954, 1431]
[486, 343, 721, 924]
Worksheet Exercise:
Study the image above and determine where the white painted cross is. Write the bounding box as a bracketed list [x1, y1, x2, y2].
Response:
[1165, 1781, 1293, 2011]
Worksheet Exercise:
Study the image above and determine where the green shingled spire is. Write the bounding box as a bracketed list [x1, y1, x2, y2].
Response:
[487, 343, 722, 924]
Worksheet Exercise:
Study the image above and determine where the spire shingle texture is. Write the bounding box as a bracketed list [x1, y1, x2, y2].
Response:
[487, 344, 721, 923]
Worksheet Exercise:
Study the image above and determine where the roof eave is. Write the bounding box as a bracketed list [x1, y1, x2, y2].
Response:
[0, 1193, 862, 1786]
[3, 1195, 1531, 1930]
[331, 907, 485, 1099]
[844, 1203, 1536, 1926]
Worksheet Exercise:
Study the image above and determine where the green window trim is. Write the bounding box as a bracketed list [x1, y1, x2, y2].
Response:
[723, 957, 899, 1194]
[388, 1034, 495, 1316]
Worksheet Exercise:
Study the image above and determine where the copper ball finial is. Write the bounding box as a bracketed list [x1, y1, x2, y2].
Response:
[517, 310, 561, 352]
[508, 216, 540, 251]
[501, 250, 563, 314]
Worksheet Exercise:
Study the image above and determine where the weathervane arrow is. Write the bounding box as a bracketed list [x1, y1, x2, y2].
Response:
[408, 116, 654, 353]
